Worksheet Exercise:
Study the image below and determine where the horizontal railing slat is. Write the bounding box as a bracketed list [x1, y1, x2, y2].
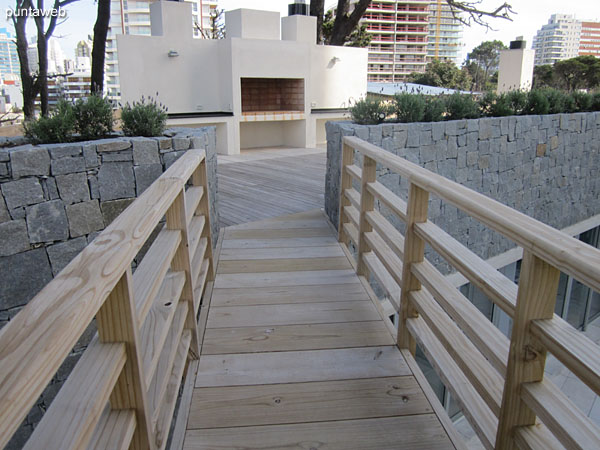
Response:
[343, 221, 359, 246]
[411, 260, 509, 374]
[188, 215, 206, 259]
[362, 252, 400, 311]
[410, 289, 504, 416]
[194, 259, 211, 315]
[344, 187, 361, 210]
[415, 221, 517, 316]
[87, 408, 136, 450]
[407, 316, 498, 450]
[191, 238, 208, 285]
[343, 205, 360, 229]
[367, 181, 408, 222]
[185, 186, 204, 226]
[141, 271, 187, 388]
[513, 423, 564, 450]
[148, 303, 189, 423]
[344, 136, 600, 294]
[24, 338, 126, 450]
[154, 330, 192, 450]
[521, 379, 600, 450]
[363, 230, 403, 287]
[531, 317, 600, 397]
[345, 164, 362, 181]
[365, 209, 405, 259]
[134, 228, 182, 325]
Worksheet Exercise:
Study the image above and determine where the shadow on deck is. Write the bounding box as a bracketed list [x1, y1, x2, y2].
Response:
[174, 210, 460, 450]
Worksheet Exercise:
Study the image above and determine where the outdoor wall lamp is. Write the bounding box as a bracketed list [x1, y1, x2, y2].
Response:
[168, 50, 179, 57]
[331, 56, 341, 63]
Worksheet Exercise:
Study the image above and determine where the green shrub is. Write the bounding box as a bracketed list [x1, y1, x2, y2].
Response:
[120, 96, 168, 137]
[592, 92, 600, 111]
[478, 92, 497, 117]
[570, 91, 593, 112]
[392, 93, 425, 123]
[23, 100, 75, 144]
[488, 93, 515, 117]
[524, 89, 550, 115]
[444, 93, 479, 120]
[73, 95, 113, 140]
[423, 96, 445, 122]
[542, 88, 568, 114]
[349, 97, 387, 125]
[506, 90, 528, 115]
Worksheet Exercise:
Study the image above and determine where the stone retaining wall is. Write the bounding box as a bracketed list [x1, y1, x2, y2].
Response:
[325, 112, 600, 271]
[0, 127, 219, 447]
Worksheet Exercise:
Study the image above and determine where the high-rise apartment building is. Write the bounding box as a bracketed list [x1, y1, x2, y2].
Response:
[579, 21, 600, 58]
[361, 1, 430, 83]
[427, 0, 462, 64]
[533, 14, 582, 66]
[107, 0, 218, 101]
[359, 1, 462, 83]
[0, 28, 20, 79]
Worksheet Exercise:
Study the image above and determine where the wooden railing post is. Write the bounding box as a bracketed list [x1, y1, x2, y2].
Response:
[338, 142, 354, 245]
[96, 268, 154, 450]
[166, 189, 201, 359]
[398, 183, 429, 354]
[495, 251, 560, 449]
[191, 159, 215, 281]
[357, 155, 376, 277]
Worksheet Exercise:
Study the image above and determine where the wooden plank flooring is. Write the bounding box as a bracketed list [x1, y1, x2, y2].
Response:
[182, 210, 456, 450]
[217, 148, 326, 227]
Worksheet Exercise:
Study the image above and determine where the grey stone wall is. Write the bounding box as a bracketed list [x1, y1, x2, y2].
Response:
[0, 128, 219, 448]
[325, 112, 600, 271]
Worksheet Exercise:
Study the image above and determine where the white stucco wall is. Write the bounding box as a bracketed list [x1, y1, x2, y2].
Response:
[117, 2, 367, 154]
[497, 48, 535, 93]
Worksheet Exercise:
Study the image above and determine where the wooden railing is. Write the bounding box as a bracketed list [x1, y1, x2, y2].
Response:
[339, 136, 600, 450]
[0, 149, 214, 449]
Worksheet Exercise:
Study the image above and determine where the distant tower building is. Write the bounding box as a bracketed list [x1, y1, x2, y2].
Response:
[579, 21, 600, 57]
[533, 14, 582, 65]
[427, 0, 463, 64]
[47, 38, 66, 74]
[360, 0, 430, 83]
[76, 40, 92, 58]
[106, 0, 218, 101]
[0, 28, 20, 79]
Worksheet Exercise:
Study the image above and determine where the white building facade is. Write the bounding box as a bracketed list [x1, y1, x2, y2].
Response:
[117, 2, 367, 154]
[106, 0, 218, 101]
[533, 14, 582, 66]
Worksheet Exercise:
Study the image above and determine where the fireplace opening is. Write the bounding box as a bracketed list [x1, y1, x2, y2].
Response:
[241, 78, 304, 114]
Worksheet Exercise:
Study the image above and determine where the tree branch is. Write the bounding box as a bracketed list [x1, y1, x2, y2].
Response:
[445, 0, 514, 30]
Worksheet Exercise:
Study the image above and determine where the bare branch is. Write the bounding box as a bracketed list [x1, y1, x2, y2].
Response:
[445, 0, 514, 30]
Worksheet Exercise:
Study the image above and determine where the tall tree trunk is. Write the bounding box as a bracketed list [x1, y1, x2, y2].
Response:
[35, 26, 49, 116]
[310, 0, 324, 44]
[13, 0, 37, 118]
[329, 0, 370, 46]
[91, 0, 110, 95]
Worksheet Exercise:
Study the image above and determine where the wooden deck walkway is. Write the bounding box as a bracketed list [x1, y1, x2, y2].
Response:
[217, 147, 326, 227]
[177, 210, 457, 450]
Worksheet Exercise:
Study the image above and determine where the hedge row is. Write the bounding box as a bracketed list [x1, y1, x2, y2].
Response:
[351, 89, 600, 125]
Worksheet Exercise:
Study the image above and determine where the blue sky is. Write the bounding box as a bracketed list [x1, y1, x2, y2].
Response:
[1, 0, 598, 62]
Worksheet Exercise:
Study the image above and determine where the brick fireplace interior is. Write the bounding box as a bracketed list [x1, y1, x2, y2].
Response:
[241, 78, 304, 113]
